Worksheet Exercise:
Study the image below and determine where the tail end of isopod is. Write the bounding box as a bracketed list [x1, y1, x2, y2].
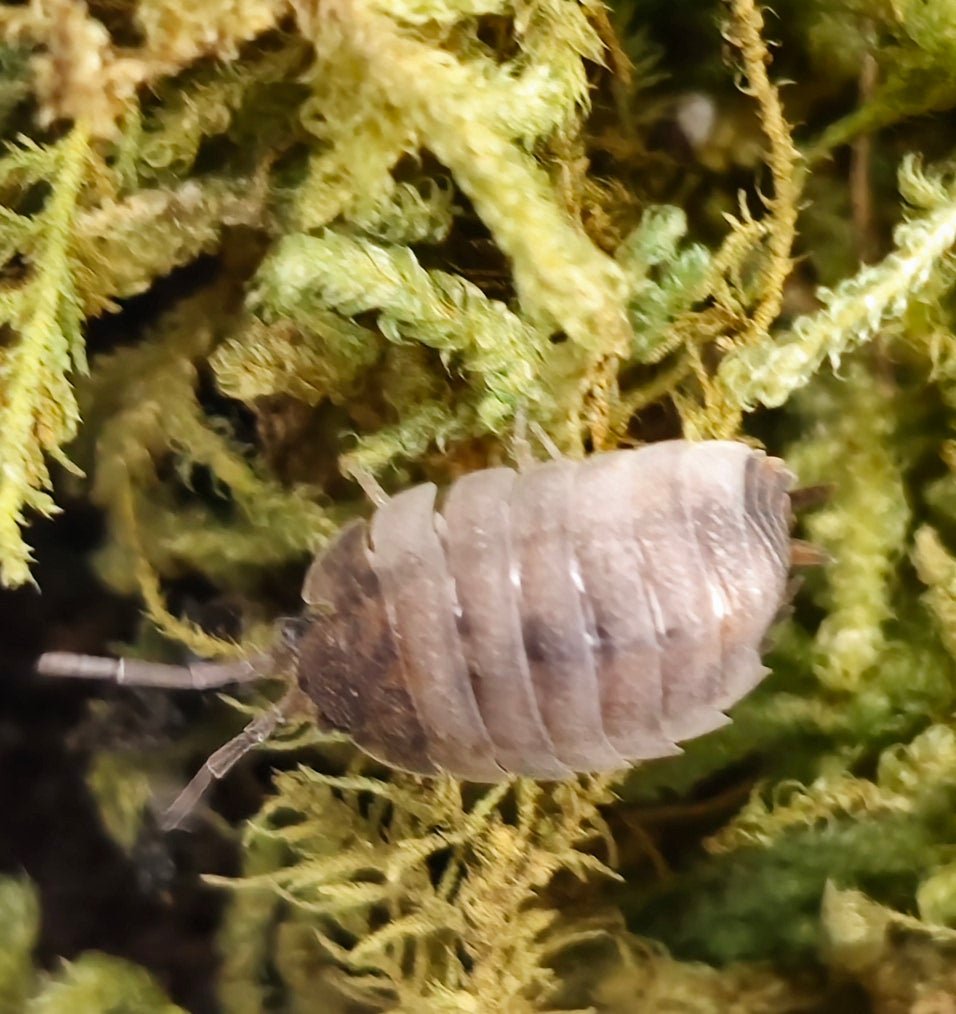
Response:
[789, 484, 834, 513]
[787, 484, 832, 568]
[790, 539, 831, 568]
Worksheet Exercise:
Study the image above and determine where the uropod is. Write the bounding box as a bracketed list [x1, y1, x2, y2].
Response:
[38, 439, 818, 827]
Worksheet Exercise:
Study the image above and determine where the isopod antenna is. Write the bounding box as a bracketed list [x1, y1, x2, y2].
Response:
[36, 651, 267, 690]
[37, 649, 305, 829]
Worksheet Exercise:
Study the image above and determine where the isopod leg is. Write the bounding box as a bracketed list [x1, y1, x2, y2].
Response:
[511, 408, 563, 470]
[529, 421, 562, 462]
[512, 407, 536, 471]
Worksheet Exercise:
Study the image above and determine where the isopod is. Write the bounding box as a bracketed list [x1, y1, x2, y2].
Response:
[38, 439, 816, 827]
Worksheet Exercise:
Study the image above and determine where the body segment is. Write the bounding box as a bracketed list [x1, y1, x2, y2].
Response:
[508, 459, 623, 771]
[441, 468, 570, 778]
[567, 451, 676, 759]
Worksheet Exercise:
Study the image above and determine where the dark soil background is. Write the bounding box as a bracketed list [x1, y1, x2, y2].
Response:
[0, 485, 231, 1013]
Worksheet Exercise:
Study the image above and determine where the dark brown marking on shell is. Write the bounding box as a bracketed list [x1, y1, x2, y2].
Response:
[295, 520, 437, 773]
[453, 607, 472, 640]
[519, 614, 554, 664]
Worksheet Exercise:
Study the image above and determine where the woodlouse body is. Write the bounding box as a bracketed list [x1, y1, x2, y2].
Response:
[295, 439, 795, 781]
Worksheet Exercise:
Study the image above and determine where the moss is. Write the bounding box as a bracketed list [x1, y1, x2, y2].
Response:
[10, 0, 956, 1008]
[0, 876, 39, 1014]
[0, 877, 183, 1013]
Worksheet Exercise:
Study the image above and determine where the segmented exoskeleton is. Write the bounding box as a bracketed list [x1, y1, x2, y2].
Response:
[297, 439, 795, 779]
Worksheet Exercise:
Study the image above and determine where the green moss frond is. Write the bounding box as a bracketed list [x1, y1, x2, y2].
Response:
[341, 402, 472, 480]
[617, 205, 713, 364]
[641, 822, 937, 962]
[290, 107, 414, 235]
[131, 41, 309, 185]
[211, 771, 617, 1010]
[581, 924, 825, 1012]
[660, 0, 803, 440]
[252, 231, 548, 453]
[822, 883, 956, 1006]
[3, 0, 290, 142]
[0, 876, 39, 1014]
[0, 876, 183, 1013]
[0, 61, 281, 587]
[211, 317, 375, 408]
[916, 860, 956, 926]
[74, 177, 268, 313]
[717, 156, 956, 416]
[218, 834, 288, 1014]
[84, 287, 335, 607]
[626, 720, 956, 967]
[914, 525, 956, 662]
[299, 0, 631, 368]
[487, 0, 604, 147]
[347, 179, 455, 246]
[85, 750, 159, 854]
[27, 953, 185, 1014]
[1, 3, 140, 140]
[370, 0, 507, 25]
[721, 0, 801, 352]
[0, 42, 27, 122]
[0, 125, 92, 586]
[808, 0, 956, 159]
[785, 362, 909, 691]
[707, 721, 956, 855]
[133, 0, 285, 70]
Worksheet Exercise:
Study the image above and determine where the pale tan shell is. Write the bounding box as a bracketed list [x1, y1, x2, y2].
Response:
[296, 440, 795, 780]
